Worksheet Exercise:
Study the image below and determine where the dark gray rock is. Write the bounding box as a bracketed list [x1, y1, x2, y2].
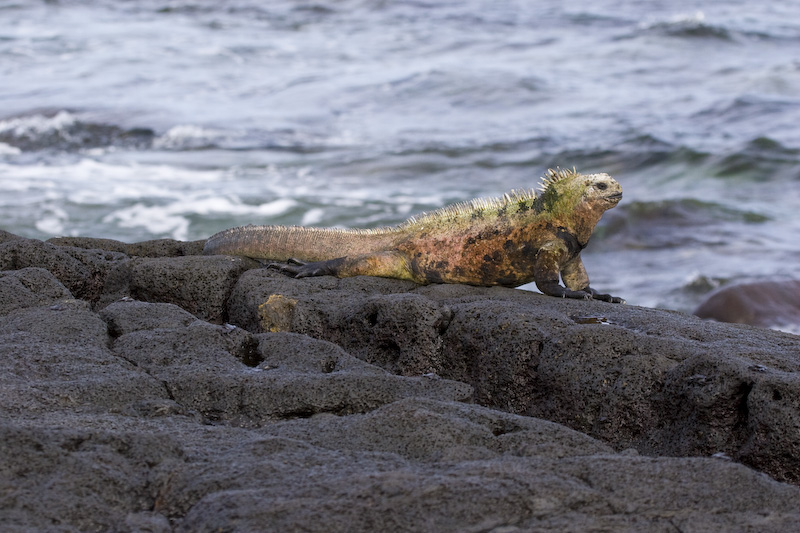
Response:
[0, 421, 182, 532]
[101, 255, 257, 322]
[228, 269, 448, 375]
[0, 299, 109, 347]
[227, 267, 418, 332]
[227, 269, 800, 484]
[0, 229, 26, 244]
[124, 238, 206, 257]
[100, 299, 199, 337]
[0, 238, 93, 299]
[3, 236, 800, 532]
[694, 279, 800, 331]
[264, 397, 614, 462]
[0, 238, 127, 303]
[48, 236, 131, 254]
[649, 350, 800, 485]
[0, 267, 73, 316]
[152, 398, 613, 521]
[175, 446, 800, 533]
[256, 331, 397, 375]
[46, 236, 207, 258]
[0, 301, 167, 416]
[112, 322, 471, 426]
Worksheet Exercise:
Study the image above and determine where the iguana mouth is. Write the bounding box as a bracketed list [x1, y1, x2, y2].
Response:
[606, 192, 622, 202]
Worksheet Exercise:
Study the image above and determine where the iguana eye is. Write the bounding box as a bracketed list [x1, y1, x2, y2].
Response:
[596, 182, 608, 191]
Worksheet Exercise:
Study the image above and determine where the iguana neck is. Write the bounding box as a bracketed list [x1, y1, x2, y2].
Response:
[567, 201, 608, 247]
[532, 197, 606, 248]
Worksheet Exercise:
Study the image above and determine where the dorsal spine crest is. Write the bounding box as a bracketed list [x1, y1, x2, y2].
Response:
[538, 167, 578, 193]
[224, 169, 572, 239]
[402, 187, 540, 229]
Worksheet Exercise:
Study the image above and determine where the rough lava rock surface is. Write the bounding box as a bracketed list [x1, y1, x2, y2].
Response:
[1, 230, 800, 532]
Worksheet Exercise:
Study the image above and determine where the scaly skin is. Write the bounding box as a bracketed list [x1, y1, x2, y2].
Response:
[203, 168, 625, 302]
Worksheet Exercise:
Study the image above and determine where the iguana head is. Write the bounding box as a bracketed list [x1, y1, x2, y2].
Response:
[538, 168, 622, 219]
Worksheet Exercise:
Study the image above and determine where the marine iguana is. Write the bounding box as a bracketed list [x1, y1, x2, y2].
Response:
[203, 168, 625, 302]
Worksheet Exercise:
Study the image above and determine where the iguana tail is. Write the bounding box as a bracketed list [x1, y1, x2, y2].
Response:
[203, 224, 401, 262]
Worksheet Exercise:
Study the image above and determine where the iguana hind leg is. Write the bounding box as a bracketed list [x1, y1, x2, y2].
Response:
[270, 251, 419, 282]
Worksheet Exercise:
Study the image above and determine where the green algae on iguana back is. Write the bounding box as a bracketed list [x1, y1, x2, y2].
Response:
[203, 168, 625, 302]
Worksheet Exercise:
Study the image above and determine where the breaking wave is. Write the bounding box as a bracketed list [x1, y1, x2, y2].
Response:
[0, 111, 154, 152]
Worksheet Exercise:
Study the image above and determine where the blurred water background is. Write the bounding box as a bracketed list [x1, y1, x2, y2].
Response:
[2, 0, 799, 314]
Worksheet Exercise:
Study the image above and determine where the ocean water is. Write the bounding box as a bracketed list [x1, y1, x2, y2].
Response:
[1, 0, 799, 315]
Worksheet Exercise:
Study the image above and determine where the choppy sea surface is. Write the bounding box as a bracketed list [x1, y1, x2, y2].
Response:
[2, 0, 799, 317]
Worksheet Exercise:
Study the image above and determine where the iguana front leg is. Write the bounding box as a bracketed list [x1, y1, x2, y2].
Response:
[533, 242, 625, 302]
[561, 255, 625, 304]
[270, 251, 420, 283]
[534, 242, 594, 300]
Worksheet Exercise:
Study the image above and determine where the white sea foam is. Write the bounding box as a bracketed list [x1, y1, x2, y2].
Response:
[640, 10, 706, 29]
[0, 159, 222, 194]
[103, 203, 191, 241]
[102, 194, 299, 241]
[0, 159, 233, 240]
[153, 125, 229, 150]
[300, 208, 325, 226]
[0, 111, 77, 137]
[255, 198, 298, 217]
[34, 205, 68, 235]
[776, 323, 800, 335]
[0, 142, 22, 155]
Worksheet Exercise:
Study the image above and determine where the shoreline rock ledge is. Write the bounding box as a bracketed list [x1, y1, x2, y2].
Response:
[2, 231, 800, 532]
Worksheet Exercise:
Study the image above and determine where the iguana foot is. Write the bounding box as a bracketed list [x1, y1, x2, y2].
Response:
[538, 281, 625, 303]
[537, 280, 594, 300]
[563, 289, 625, 304]
[267, 260, 299, 276]
[586, 287, 626, 304]
[561, 289, 594, 300]
[268, 258, 339, 278]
